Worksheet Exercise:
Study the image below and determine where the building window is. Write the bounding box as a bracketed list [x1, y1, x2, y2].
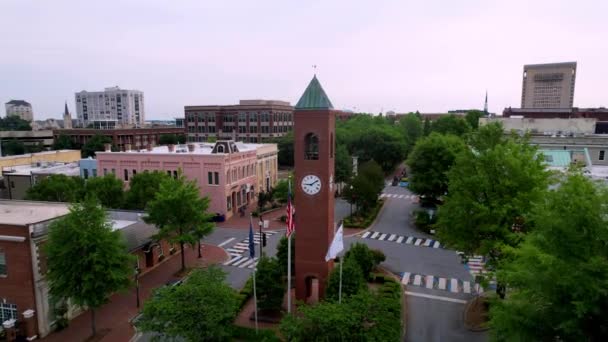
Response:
[217, 145, 224, 153]
[103, 168, 108, 176]
[167, 170, 172, 177]
[84, 169, 89, 179]
[93, 169, 97, 177]
[208, 172, 213, 185]
[0, 303, 17, 323]
[133, 169, 137, 176]
[600, 150, 606, 161]
[0, 249, 6, 276]
[227, 196, 232, 210]
[214, 172, 219, 184]
[124, 169, 129, 181]
[305, 133, 319, 160]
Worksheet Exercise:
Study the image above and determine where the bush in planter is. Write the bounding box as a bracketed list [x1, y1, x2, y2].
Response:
[344, 243, 377, 277]
[326, 257, 367, 301]
[414, 210, 436, 233]
[256, 256, 286, 312]
[370, 249, 386, 265]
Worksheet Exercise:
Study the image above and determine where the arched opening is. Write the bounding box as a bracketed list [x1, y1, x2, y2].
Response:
[304, 133, 319, 160]
[217, 145, 224, 153]
[304, 275, 320, 304]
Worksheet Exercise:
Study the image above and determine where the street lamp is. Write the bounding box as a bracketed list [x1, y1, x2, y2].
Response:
[349, 185, 354, 217]
[258, 215, 263, 257]
[134, 266, 141, 308]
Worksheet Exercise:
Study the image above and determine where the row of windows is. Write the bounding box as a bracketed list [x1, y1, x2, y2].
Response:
[226, 163, 256, 184]
[0, 303, 17, 323]
[187, 112, 293, 123]
[0, 249, 6, 276]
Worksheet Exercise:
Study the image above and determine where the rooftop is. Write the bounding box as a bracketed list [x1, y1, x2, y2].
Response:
[0, 200, 70, 226]
[0, 149, 78, 161]
[295, 75, 334, 110]
[5, 100, 31, 107]
[524, 61, 577, 69]
[1, 162, 80, 177]
[98, 141, 268, 156]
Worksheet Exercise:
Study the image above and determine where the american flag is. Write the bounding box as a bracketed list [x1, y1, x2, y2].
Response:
[286, 179, 295, 237]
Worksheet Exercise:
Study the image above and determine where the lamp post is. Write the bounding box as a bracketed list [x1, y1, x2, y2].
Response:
[135, 266, 141, 308]
[258, 215, 263, 257]
[349, 185, 354, 217]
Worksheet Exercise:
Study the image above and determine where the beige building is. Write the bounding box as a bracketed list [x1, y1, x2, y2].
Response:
[255, 144, 278, 193]
[0, 150, 81, 170]
[521, 62, 576, 109]
[480, 117, 596, 135]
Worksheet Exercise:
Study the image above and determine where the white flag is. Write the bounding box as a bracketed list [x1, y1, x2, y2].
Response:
[325, 223, 344, 261]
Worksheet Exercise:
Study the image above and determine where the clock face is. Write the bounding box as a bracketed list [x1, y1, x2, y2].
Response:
[301, 174, 322, 195]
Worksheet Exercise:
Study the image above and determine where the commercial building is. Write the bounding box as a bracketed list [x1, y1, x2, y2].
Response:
[521, 62, 577, 109]
[0, 200, 173, 339]
[1, 162, 80, 200]
[96, 140, 278, 219]
[5, 100, 33, 122]
[75, 86, 145, 129]
[184, 100, 293, 143]
[0, 131, 55, 152]
[503, 107, 608, 121]
[0, 150, 81, 170]
[52, 127, 184, 152]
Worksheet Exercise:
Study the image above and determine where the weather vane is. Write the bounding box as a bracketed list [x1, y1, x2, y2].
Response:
[312, 64, 317, 75]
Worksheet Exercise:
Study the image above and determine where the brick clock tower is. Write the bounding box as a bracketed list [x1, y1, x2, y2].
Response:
[294, 75, 336, 301]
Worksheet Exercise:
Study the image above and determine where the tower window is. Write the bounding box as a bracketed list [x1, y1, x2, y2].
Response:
[304, 133, 319, 160]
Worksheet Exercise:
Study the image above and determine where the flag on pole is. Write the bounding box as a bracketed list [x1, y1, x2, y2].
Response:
[249, 216, 255, 259]
[325, 223, 344, 261]
[286, 178, 295, 237]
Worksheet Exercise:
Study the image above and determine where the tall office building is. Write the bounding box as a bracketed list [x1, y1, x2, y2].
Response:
[521, 62, 576, 109]
[5, 100, 33, 122]
[75, 86, 145, 129]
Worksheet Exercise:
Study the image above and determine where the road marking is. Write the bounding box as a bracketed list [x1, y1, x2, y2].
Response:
[396, 236, 404, 243]
[433, 241, 441, 248]
[233, 257, 250, 267]
[233, 245, 249, 251]
[223, 255, 242, 266]
[235, 242, 248, 247]
[371, 232, 380, 239]
[438, 278, 447, 290]
[414, 238, 422, 246]
[388, 234, 397, 241]
[218, 237, 235, 247]
[248, 261, 258, 269]
[379, 233, 387, 240]
[229, 253, 241, 258]
[423, 239, 432, 247]
[398, 195, 405, 199]
[450, 278, 459, 293]
[226, 248, 242, 253]
[239, 258, 256, 268]
[404, 291, 467, 304]
[361, 231, 371, 239]
[380, 193, 387, 198]
[401, 272, 411, 285]
[463, 281, 471, 294]
[426, 275, 434, 289]
[413, 274, 422, 286]
[406, 237, 414, 244]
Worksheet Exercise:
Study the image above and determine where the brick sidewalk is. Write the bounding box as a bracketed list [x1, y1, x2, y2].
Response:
[217, 204, 287, 230]
[42, 243, 229, 342]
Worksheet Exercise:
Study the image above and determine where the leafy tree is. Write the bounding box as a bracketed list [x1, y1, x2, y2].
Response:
[490, 174, 608, 341]
[84, 174, 125, 209]
[348, 127, 406, 173]
[272, 179, 289, 204]
[276, 235, 295, 275]
[406, 133, 466, 200]
[422, 118, 431, 136]
[467, 122, 505, 152]
[0, 139, 25, 155]
[326, 256, 366, 302]
[437, 132, 549, 285]
[255, 256, 286, 312]
[144, 173, 215, 272]
[431, 114, 471, 136]
[465, 110, 484, 129]
[25, 174, 85, 202]
[399, 113, 423, 156]
[344, 161, 384, 214]
[158, 134, 186, 145]
[124, 171, 171, 210]
[344, 242, 379, 277]
[45, 197, 134, 337]
[82, 134, 113, 158]
[334, 144, 352, 185]
[273, 131, 294, 167]
[137, 267, 239, 341]
[192, 210, 215, 259]
[0, 116, 32, 131]
[53, 134, 77, 150]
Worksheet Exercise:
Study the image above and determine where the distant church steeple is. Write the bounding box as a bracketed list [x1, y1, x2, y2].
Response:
[484, 90, 488, 115]
[63, 101, 73, 129]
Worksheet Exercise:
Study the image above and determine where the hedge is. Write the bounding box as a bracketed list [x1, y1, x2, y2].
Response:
[343, 199, 384, 228]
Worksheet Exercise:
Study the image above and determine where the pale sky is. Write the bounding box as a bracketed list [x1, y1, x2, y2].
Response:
[1, 0, 607, 120]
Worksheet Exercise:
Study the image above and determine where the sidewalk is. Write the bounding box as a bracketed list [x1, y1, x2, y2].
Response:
[217, 204, 287, 230]
[42, 243, 229, 342]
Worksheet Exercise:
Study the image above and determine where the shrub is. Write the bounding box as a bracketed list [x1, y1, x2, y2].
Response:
[344, 243, 376, 277]
[414, 209, 436, 233]
[326, 257, 366, 301]
[256, 256, 285, 312]
[231, 326, 280, 341]
[371, 249, 386, 265]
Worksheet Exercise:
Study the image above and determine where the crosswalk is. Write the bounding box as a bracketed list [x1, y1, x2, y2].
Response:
[221, 231, 279, 269]
[456, 252, 488, 277]
[361, 230, 441, 249]
[380, 193, 419, 202]
[399, 272, 484, 294]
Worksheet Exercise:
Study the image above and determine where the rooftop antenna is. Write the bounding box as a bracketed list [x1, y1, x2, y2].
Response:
[312, 64, 317, 76]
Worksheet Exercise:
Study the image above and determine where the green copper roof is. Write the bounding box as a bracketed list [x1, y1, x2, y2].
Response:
[295, 75, 334, 110]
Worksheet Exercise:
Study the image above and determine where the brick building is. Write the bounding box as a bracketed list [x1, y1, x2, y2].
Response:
[52, 127, 184, 152]
[0, 201, 172, 339]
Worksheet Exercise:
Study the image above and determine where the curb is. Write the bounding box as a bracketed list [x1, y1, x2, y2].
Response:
[344, 199, 387, 238]
[202, 242, 231, 265]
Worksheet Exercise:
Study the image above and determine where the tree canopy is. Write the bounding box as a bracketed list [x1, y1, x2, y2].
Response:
[255, 256, 286, 312]
[25, 174, 85, 202]
[82, 134, 113, 158]
[84, 174, 125, 209]
[431, 114, 471, 136]
[124, 171, 171, 210]
[53, 134, 77, 150]
[45, 197, 134, 337]
[490, 174, 608, 341]
[158, 134, 186, 145]
[0, 116, 32, 131]
[344, 160, 384, 213]
[334, 144, 352, 184]
[137, 267, 239, 341]
[399, 113, 423, 156]
[465, 110, 485, 129]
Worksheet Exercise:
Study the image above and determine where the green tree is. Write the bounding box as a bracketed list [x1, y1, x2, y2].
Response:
[144, 173, 215, 272]
[344, 242, 378, 277]
[467, 122, 505, 152]
[344, 161, 384, 214]
[437, 132, 549, 285]
[272, 179, 289, 204]
[406, 133, 466, 200]
[53, 134, 76, 150]
[431, 114, 471, 136]
[334, 144, 352, 185]
[255, 256, 286, 312]
[45, 197, 134, 337]
[84, 174, 125, 209]
[82, 134, 113, 158]
[137, 267, 239, 341]
[273, 131, 294, 167]
[490, 174, 608, 341]
[422, 118, 431, 136]
[124, 171, 171, 210]
[349, 127, 406, 173]
[0, 139, 25, 155]
[25, 174, 85, 202]
[399, 113, 423, 156]
[326, 256, 366, 302]
[158, 134, 185, 145]
[0, 116, 32, 131]
[276, 235, 295, 275]
[465, 110, 484, 129]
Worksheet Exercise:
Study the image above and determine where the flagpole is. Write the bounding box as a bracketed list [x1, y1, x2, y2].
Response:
[339, 254, 343, 304]
[249, 214, 259, 333]
[253, 266, 259, 333]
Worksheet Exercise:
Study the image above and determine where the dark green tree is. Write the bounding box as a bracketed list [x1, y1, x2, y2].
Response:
[255, 256, 286, 312]
[399, 113, 423, 156]
[84, 174, 125, 209]
[274, 131, 294, 167]
[136, 267, 239, 341]
[158, 134, 180, 145]
[431, 114, 471, 136]
[144, 173, 215, 272]
[25, 174, 85, 202]
[465, 110, 484, 129]
[344, 161, 384, 214]
[326, 256, 366, 301]
[82, 134, 113, 158]
[490, 174, 608, 341]
[276, 235, 295, 276]
[53, 134, 77, 150]
[334, 144, 352, 185]
[406, 133, 466, 200]
[124, 171, 171, 210]
[272, 179, 289, 204]
[0, 139, 26, 155]
[344, 242, 379, 277]
[0, 116, 32, 131]
[45, 197, 134, 337]
[422, 118, 431, 136]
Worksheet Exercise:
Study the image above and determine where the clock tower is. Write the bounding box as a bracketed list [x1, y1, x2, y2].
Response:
[293, 75, 336, 301]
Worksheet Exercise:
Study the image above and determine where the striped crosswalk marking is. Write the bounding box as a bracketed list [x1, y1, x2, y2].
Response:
[380, 194, 387, 198]
[450, 279, 458, 293]
[239, 258, 256, 268]
[463, 281, 471, 294]
[379, 233, 387, 240]
[223, 255, 242, 266]
[406, 237, 414, 244]
[413, 275, 422, 286]
[423, 239, 432, 247]
[425, 275, 434, 289]
[226, 248, 242, 253]
[371, 232, 380, 239]
[361, 231, 371, 239]
[232, 257, 250, 267]
[401, 272, 411, 285]
[414, 238, 422, 246]
[398, 195, 405, 199]
[248, 261, 258, 269]
[218, 237, 235, 247]
[433, 241, 441, 248]
[229, 253, 241, 258]
[438, 278, 447, 290]
[388, 234, 397, 241]
[396, 236, 404, 243]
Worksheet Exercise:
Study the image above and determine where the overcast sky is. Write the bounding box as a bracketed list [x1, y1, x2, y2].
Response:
[1, 0, 607, 120]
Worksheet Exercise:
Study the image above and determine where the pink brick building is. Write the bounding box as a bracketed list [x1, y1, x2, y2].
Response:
[96, 140, 272, 219]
